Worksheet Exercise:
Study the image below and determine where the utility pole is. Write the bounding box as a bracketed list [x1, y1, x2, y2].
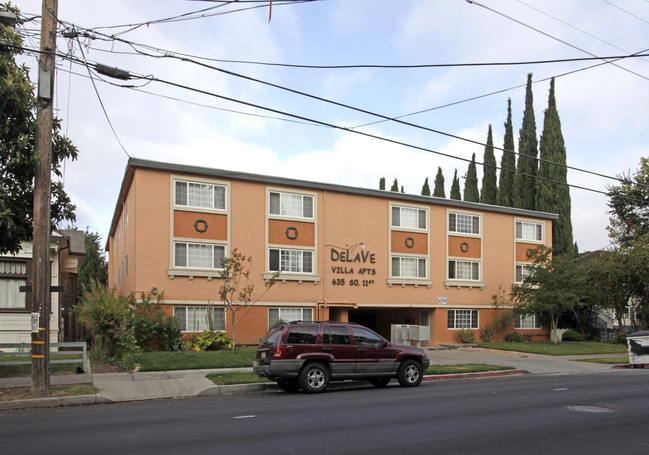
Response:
[32, 0, 58, 397]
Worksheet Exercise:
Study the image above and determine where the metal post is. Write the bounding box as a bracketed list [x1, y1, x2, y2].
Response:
[31, 0, 58, 397]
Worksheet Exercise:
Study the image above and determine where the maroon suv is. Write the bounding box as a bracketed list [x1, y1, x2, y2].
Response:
[253, 321, 430, 393]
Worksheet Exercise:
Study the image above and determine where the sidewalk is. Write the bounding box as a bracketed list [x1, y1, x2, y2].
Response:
[0, 348, 629, 411]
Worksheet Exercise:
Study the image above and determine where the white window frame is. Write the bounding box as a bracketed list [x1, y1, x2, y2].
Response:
[391, 256, 427, 279]
[175, 179, 227, 211]
[448, 212, 480, 235]
[515, 313, 542, 329]
[268, 248, 314, 274]
[448, 259, 480, 281]
[391, 205, 427, 230]
[516, 220, 544, 242]
[174, 241, 226, 270]
[515, 263, 532, 283]
[448, 309, 479, 329]
[269, 191, 314, 219]
[175, 306, 226, 332]
[268, 307, 314, 329]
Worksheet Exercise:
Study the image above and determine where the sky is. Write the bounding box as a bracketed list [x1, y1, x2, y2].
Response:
[13, 0, 649, 252]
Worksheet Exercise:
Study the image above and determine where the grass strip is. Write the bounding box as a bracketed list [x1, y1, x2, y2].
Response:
[207, 372, 269, 386]
[574, 357, 629, 364]
[478, 341, 627, 356]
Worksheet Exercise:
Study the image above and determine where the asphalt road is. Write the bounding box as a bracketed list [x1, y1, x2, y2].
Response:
[2, 370, 648, 455]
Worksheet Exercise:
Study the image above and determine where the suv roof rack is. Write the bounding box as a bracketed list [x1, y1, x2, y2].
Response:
[286, 320, 360, 325]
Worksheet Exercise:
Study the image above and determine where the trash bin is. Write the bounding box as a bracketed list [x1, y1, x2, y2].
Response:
[627, 331, 649, 366]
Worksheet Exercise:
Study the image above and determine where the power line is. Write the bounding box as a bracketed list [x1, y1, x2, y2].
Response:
[466, 0, 649, 82]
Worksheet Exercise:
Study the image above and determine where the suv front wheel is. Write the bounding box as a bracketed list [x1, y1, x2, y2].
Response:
[299, 362, 330, 393]
[397, 359, 423, 387]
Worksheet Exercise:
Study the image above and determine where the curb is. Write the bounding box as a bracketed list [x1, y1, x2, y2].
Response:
[423, 369, 526, 381]
[0, 394, 112, 411]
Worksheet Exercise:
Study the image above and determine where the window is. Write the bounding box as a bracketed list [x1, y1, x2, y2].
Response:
[516, 221, 543, 242]
[269, 307, 313, 328]
[515, 264, 532, 283]
[449, 212, 480, 235]
[175, 306, 226, 332]
[515, 314, 542, 329]
[286, 326, 318, 344]
[269, 248, 313, 274]
[391, 256, 427, 278]
[448, 309, 479, 329]
[323, 326, 351, 345]
[175, 180, 226, 210]
[392, 206, 426, 230]
[174, 242, 225, 269]
[269, 191, 313, 218]
[448, 260, 480, 281]
[351, 327, 383, 347]
[0, 260, 28, 310]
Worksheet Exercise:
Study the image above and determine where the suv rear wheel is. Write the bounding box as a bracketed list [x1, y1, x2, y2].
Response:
[299, 362, 329, 393]
[397, 359, 423, 387]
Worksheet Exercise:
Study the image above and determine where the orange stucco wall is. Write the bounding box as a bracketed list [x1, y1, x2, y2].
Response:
[108, 165, 553, 346]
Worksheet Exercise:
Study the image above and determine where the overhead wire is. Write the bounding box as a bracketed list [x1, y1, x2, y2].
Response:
[466, 0, 649, 82]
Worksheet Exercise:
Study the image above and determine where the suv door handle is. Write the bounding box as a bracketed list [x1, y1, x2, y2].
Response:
[323, 347, 332, 352]
[358, 349, 368, 352]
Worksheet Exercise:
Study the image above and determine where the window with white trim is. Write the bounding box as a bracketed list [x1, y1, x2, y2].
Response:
[515, 263, 532, 283]
[269, 248, 313, 273]
[174, 242, 226, 269]
[448, 260, 480, 281]
[0, 260, 28, 310]
[391, 206, 426, 230]
[269, 191, 313, 219]
[175, 180, 226, 210]
[515, 313, 542, 329]
[516, 220, 543, 242]
[449, 212, 480, 235]
[448, 309, 479, 329]
[269, 307, 313, 328]
[391, 256, 427, 278]
[175, 306, 226, 332]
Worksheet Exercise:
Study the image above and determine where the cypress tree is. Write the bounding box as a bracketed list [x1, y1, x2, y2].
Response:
[433, 167, 446, 198]
[379, 177, 386, 190]
[450, 170, 462, 200]
[421, 177, 431, 196]
[463, 153, 480, 203]
[390, 178, 399, 192]
[480, 124, 498, 205]
[400, 186, 405, 193]
[498, 99, 516, 207]
[536, 78, 574, 256]
[514, 73, 539, 210]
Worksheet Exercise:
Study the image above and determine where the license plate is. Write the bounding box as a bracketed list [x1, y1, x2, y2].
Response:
[261, 351, 267, 359]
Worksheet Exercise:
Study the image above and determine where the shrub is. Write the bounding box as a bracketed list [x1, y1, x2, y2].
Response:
[561, 329, 583, 342]
[457, 329, 476, 344]
[479, 326, 494, 342]
[611, 332, 627, 345]
[186, 331, 232, 351]
[505, 332, 524, 342]
[131, 292, 183, 351]
[75, 280, 139, 361]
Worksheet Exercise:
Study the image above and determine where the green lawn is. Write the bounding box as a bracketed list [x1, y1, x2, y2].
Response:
[0, 354, 83, 378]
[478, 341, 628, 356]
[425, 363, 515, 375]
[137, 348, 257, 371]
[575, 356, 630, 364]
[207, 372, 270, 385]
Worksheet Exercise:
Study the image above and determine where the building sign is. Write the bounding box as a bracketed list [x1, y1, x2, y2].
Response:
[330, 247, 376, 287]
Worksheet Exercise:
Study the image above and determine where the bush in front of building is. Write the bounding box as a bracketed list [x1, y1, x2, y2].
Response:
[457, 329, 476, 344]
[186, 330, 232, 351]
[505, 332, 525, 342]
[479, 326, 494, 342]
[561, 329, 583, 342]
[131, 292, 184, 352]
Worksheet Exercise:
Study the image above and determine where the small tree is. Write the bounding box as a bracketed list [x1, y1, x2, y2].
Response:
[390, 178, 399, 192]
[433, 167, 446, 198]
[511, 246, 585, 344]
[450, 170, 462, 200]
[379, 177, 386, 190]
[463, 154, 480, 203]
[218, 249, 277, 351]
[421, 177, 431, 196]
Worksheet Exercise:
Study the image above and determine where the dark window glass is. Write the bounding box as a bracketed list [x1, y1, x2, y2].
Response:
[323, 326, 351, 345]
[351, 327, 383, 347]
[286, 326, 318, 344]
